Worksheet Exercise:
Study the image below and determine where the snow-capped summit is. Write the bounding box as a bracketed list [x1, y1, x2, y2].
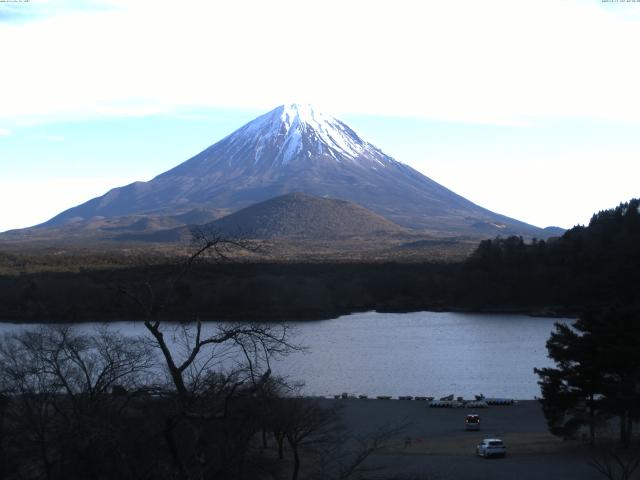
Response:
[38, 104, 548, 237]
[209, 104, 388, 168]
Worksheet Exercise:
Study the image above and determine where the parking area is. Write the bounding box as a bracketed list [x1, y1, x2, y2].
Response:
[326, 399, 604, 480]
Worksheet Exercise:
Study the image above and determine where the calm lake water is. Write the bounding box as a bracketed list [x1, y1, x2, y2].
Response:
[0, 311, 570, 399]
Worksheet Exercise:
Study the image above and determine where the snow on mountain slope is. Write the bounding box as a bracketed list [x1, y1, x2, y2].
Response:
[227, 103, 369, 164]
[164, 103, 403, 178]
[37, 104, 548, 238]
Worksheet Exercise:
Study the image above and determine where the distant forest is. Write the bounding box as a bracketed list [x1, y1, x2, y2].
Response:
[461, 198, 640, 313]
[0, 199, 638, 322]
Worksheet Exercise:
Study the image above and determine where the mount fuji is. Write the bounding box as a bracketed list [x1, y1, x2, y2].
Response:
[29, 104, 554, 239]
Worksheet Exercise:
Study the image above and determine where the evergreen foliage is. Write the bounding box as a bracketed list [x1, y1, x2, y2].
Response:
[535, 305, 640, 446]
[462, 198, 640, 311]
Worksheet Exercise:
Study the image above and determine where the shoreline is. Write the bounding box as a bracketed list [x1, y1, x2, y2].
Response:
[0, 305, 578, 325]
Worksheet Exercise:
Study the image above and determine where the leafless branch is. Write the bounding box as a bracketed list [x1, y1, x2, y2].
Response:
[588, 447, 640, 480]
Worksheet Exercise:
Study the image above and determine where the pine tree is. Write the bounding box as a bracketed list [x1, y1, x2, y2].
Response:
[535, 305, 640, 446]
[535, 317, 605, 445]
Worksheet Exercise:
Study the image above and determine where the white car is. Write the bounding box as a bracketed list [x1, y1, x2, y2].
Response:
[476, 438, 506, 458]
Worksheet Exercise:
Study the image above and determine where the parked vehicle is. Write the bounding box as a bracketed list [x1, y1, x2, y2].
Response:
[476, 438, 506, 458]
[465, 414, 481, 430]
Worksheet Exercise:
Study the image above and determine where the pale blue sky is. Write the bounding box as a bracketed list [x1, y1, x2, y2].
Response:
[1, 0, 639, 232]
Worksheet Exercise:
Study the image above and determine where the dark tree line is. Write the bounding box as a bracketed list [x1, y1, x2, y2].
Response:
[461, 198, 640, 312]
[0, 261, 459, 322]
[3, 199, 639, 322]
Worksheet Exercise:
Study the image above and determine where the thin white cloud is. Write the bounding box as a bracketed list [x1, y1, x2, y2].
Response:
[0, 128, 11, 137]
[1, 0, 639, 126]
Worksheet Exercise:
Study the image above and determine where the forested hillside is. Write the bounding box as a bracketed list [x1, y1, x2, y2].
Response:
[460, 198, 640, 311]
[0, 199, 637, 322]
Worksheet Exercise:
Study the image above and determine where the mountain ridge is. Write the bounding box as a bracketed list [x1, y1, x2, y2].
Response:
[20, 104, 556, 239]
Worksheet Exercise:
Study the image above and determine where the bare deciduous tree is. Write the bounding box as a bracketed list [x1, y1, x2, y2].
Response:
[120, 229, 295, 400]
[118, 228, 299, 480]
[0, 325, 157, 480]
[588, 447, 640, 480]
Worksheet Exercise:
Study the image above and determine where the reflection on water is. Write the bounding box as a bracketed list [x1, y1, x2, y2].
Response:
[0, 311, 570, 399]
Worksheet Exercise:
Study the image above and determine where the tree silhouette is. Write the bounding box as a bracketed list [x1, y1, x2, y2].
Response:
[536, 305, 640, 446]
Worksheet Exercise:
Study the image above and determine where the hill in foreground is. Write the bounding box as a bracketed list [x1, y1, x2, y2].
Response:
[119, 192, 410, 243]
[206, 192, 408, 239]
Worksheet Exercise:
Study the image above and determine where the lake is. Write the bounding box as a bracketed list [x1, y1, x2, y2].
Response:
[0, 311, 570, 399]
